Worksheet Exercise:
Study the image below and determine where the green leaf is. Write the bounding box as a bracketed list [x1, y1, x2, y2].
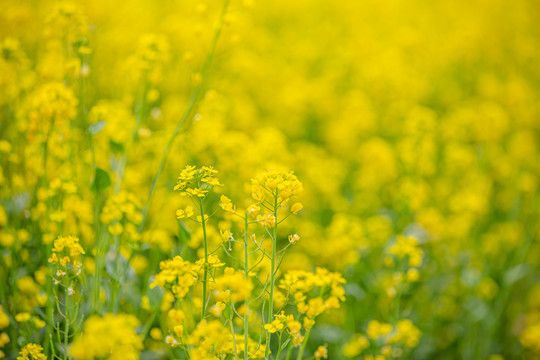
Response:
[105, 247, 134, 285]
[177, 219, 192, 242]
[109, 140, 125, 154]
[88, 121, 106, 135]
[91, 167, 111, 192]
[503, 263, 530, 286]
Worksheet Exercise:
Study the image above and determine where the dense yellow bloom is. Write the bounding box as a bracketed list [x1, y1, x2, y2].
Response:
[264, 319, 284, 333]
[251, 169, 303, 204]
[246, 204, 260, 217]
[219, 195, 235, 213]
[366, 320, 393, 340]
[17, 344, 46, 360]
[0, 306, 8, 329]
[0, 305, 9, 353]
[214, 267, 253, 303]
[23, 82, 77, 142]
[174, 165, 222, 197]
[150, 328, 162, 340]
[256, 213, 276, 228]
[389, 319, 422, 348]
[130, 33, 170, 81]
[70, 313, 143, 360]
[45, 2, 88, 42]
[142, 229, 174, 252]
[280, 267, 346, 319]
[0, 333, 9, 348]
[15, 276, 47, 310]
[406, 268, 420, 282]
[387, 235, 423, 267]
[176, 206, 194, 219]
[15, 313, 30, 322]
[168, 308, 185, 327]
[0, 37, 30, 106]
[520, 315, 540, 352]
[100, 192, 142, 240]
[88, 101, 135, 144]
[186, 320, 229, 356]
[196, 255, 226, 269]
[48, 235, 85, 271]
[150, 256, 199, 298]
[314, 345, 328, 359]
[343, 335, 370, 358]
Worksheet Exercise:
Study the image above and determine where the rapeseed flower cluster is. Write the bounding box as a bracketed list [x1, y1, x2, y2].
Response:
[344, 319, 421, 359]
[279, 268, 346, 318]
[48, 235, 85, 272]
[101, 192, 143, 239]
[251, 169, 303, 208]
[174, 165, 222, 198]
[16, 344, 46, 360]
[149, 255, 200, 298]
[69, 313, 143, 360]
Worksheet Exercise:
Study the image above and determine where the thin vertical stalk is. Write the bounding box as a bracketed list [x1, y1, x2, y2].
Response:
[115, 75, 149, 193]
[285, 344, 293, 360]
[230, 309, 239, 360]
[244, 213, 250, 360]
[63, 277, 70, 360]
[199, 198, 209, 318]
[276, 332, 284, 359]
[296, 326, 312, 360]
[266, 193, 279, 358]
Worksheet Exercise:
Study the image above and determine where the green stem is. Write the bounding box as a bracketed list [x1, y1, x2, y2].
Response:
[244, 213, 250, 360]
[84, 73, 102, 314]
[63, 276, 70, 360]
[266, 193, 279, 359]
[285, 344, 293, 360]
[200, 198, 209, 319]
[44, 268, 55, 357]
[41, 116, 55, 187]
[296, 327, 312, 360]
[109, 235, 121, 313]
[393, 276, 402, 326]
[276, 332, 284, 359]
[230, 308, 239, 360]
[92, 194, 104, 313]
[115, 75, 149, 193]
[140, 311, 158, 340]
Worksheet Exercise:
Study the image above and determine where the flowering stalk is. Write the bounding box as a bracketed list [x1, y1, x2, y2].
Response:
[63, 276, 70, 360]
[199, 198, 209, 319]
[172, 166, 222, 319]
[296, 326, 312, 360]
[229, 305, 239, 360]
[49, 235, 84, 360]
[248, 170, 303, 358]
[244, 213, 250, 360]
[266, 192, 279, 358]
[109, 234, 121, 313]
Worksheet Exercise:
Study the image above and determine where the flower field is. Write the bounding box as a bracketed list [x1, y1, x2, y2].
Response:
[1, 0, 540, 359]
